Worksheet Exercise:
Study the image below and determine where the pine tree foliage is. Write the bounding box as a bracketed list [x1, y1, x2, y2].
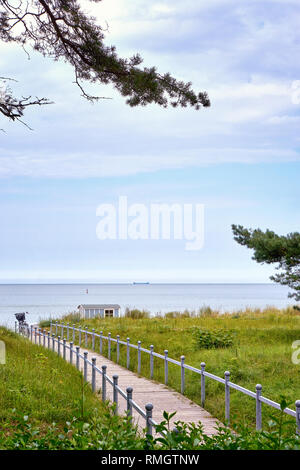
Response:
[232, 224, 300, 302]
[0, 0, 210, 124]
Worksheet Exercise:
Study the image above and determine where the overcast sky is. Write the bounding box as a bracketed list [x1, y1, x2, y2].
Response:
[0, 0, 299, 283]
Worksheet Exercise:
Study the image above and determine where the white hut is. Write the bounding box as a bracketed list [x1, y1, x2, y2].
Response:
[78, 304, 120, 319]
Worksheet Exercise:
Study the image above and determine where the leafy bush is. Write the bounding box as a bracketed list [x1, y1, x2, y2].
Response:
[151, 406, 300, 450]
[1, 405, 299, 450]
[0, 406, 143, 450]
[193, 328, 235, 349]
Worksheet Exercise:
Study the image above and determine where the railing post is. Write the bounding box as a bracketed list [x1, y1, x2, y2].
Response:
[47, 332, 50, 349]
[126, 387, 133, 417]
[256, 384, 262, 431]
[225, 371, 230, 424]
[76, 346, 80, 370]
[127, 337, 130, 369]
[84, 352, 88, 381]
[43, 330, 46, 347]
[79, 326, 82, 346]
[52, 334, 55, 352]
[67, 323, 69, 341]
[150, 345, 154, 379]
[145, 403, 153, 436]
[91, 329, 95, 350]
[30, 325, 33, 342]
[50, 321, 52, 335]
[85, 327, 88, 347]
[15, 321, 17, 333]
[181, 355, 185, 395]
[38, 328, 41, 345]
[72, 324, 75, 342]
[92, 357, 96, 392]
[63, 339, 66, 360]
[55, 321, 58, 336]
[102, 365, 107, 401]
[61, 323, 64, 339]
[117, 335, 120, 363]
[201, 362, 206, 407]
[113, 375, 119, 415]
[164, 350, 168, 385]
[100, 331, 103, 354]
[34, 327, 37, 344]
[138, 341, 141, 374]
[108, 333, 111, 360]
[296, 400, 300, 435]
[58, 336, 61, 357]
[70, 341, 73, 364]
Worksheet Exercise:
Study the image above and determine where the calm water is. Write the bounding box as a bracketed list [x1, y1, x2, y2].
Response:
[0, 283, 293, 328]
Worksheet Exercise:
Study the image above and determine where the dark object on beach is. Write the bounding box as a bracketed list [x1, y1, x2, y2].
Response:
[14, 312, 27, 323]
[14, 312, 29, 336]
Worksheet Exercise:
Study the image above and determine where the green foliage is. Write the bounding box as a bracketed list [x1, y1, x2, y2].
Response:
[165, 306, 217, 318]
[0, 327, 105, 425]
[151, 406, 300, 450]
[1, 406, 299, 450]
[124, 308, 150, 319]
[232, 224, 300, 302]
[0, 406, 143, 450]
[193, 327, 235, 349]
[39, 317, 52, 328]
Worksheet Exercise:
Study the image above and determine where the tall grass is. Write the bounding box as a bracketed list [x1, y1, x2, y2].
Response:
[0, 326, 104, 426]
[124, 308, 150, 319]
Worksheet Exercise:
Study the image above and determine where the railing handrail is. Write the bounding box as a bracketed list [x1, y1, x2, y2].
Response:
[50, 321, 300, 434]
[48, 320, 300, 434]
[16, 323, 164, 438]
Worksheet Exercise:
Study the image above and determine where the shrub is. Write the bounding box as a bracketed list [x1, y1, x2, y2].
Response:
[0, 406, 143, 450]
[198, 306, 215, 317]
[193, 328, 235, 349]
[124, 308, 150, 319]
[152, 406, 300, 450]
[2, 406, 299, 450]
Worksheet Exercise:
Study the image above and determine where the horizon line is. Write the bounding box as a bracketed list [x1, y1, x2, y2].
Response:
[0, 281, 276, 285]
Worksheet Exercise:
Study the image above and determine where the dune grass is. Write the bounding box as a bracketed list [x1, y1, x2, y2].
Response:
[0, 326, 105, 427]
[54, 306, 300, 433]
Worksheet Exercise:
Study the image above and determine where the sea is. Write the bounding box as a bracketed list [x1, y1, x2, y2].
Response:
[0, 283, 294, 328]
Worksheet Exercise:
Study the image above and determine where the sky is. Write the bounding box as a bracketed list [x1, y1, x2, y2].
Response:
[0, 0, 299, 283]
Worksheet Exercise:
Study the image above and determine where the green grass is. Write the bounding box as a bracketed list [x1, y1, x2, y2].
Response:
[0, 326, 150, 449]
[0, 326, 106, 427]
[2, 322, 300, 449]
[53, 306, 300, 433]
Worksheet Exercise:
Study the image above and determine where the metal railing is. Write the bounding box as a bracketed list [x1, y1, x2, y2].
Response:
[16, 322, 162, 438]
[45, 320, 300, 434]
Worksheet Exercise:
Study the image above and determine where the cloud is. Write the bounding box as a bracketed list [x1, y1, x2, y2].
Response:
[0, 0, 300, 178]
[0, 147, 298, 178]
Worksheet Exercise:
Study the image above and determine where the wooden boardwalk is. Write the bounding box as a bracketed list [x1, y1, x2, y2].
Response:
[50, 338, 219, 436]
